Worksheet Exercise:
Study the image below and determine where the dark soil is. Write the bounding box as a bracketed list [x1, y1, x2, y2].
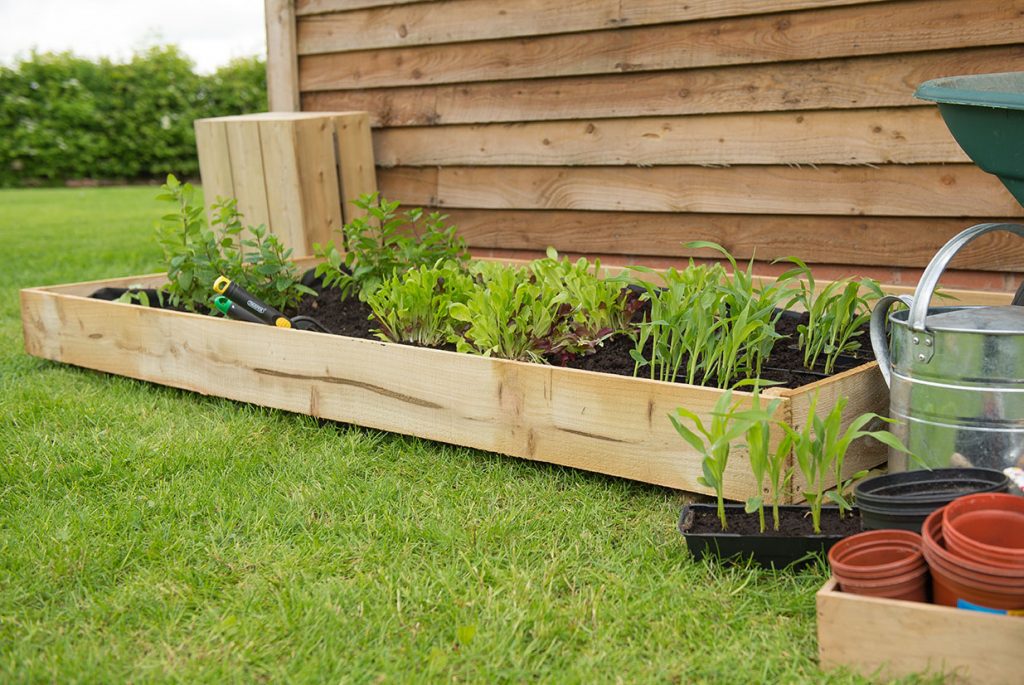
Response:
[684, 506, 862, 537]
[90, 277, 876, 391]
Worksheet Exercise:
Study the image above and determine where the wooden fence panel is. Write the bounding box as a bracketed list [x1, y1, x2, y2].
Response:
[272, 0, 1024, 280]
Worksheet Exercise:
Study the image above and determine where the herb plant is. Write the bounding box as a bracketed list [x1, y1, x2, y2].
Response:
[776, 258, 884, 374]
[365, 260, 473, 347]
[669, 391, 753, 530]
[153, 175, 313, 313]
[314, 193, 469, 301]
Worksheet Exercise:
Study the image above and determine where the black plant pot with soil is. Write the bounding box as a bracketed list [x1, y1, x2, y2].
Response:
[854, 467, 1010, 533]
[678, 503, 862, 568]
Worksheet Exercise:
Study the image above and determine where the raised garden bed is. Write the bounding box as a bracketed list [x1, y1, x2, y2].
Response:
[19, 255, 896, 503]
[817, 578, 1024, 683]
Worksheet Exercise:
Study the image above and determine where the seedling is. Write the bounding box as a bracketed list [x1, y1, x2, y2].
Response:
[781, 393, 911, 533]
[314, 193, 469, 301]
[669, 391, 753, 530]
[734, 393, 786, 532]
[366, 260, 473, 346]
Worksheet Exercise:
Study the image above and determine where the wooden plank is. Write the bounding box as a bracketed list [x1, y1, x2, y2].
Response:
[301, 46, 1024, 126]
[817, 579, 1024, 683]
[292, 116, 344, 254]
[265, 0, 300, 111]
[225, 119, 272, 230]
[258, 118, 308, 253]
[193, 118, 235, 226]
[375, 108, 966, 167]
[296, 0, 889, 54]
[298, 0, 1024, 90]
[296, 0, 421, 15]
[437, 210, 1024, 272]
[20, 284, 804, 501]
[379, 165, 1024, 218]
[330, 112, 379, 222]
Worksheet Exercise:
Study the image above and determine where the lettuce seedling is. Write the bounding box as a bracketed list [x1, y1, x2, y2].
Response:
[365, 260, 473, 347]
[314, 193, 469, 301]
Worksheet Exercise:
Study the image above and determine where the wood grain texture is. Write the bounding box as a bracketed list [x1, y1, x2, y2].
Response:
[380, 165, 1024, 217]
[225, 119, 272, 230]
[330, 112, 379, 222]
[21, 283, 805, 500]
[265, 0, 299, 111]
[298, 0, 1024, 90]
[375, 108, 966, 167]
[438, 210, 1024, 271]
[296, 0, 888, 54]
[301, 46, 1024, 126]
[194, 118, 235, 226]
[292, 116, 345, 254]
[817, 579, 1024, 684]
[296, 0, 421, 15]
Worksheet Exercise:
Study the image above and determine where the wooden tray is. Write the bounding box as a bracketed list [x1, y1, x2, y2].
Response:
[817, 578, 1024, 683]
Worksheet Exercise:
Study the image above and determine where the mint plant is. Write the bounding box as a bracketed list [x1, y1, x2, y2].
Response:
[153, 174, 313, 313]
[365, 260, 473, 347]
[314, 193, 469, 301]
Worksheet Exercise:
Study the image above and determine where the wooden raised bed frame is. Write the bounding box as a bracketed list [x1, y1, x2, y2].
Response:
[20, 258, 1010, 502]
[817, 578, 1024, 684]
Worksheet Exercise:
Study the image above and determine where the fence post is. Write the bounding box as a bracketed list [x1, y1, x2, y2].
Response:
[265, 0, 299, 112]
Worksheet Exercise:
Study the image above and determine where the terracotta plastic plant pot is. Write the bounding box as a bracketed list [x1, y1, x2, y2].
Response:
[828, 529, 925, 580]
[922, 508, 1024, 580]
[834, 563, 930, 602]
[921, 508, 1024, 611]
[942, 493, 1024, 565]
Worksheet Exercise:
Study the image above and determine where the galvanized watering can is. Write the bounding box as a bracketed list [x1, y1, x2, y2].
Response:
[870, 223, 1024, 473]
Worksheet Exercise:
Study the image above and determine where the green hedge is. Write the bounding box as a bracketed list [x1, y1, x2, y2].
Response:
[0, 46, 266, 186]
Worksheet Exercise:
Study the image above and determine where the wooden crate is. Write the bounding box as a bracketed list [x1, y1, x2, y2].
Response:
[817, 579, 1024, 683]
[194, 112, 377, 257]
[17, 263, 1011, 502]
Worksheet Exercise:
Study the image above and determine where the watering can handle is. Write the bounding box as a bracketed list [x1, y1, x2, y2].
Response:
[909, 222, 1024, 332]
[870, 294, 914, 388]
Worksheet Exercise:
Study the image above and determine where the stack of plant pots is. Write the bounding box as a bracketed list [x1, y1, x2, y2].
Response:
[828, 529, 929, 601]
[854, 468, 1009, 532]
[921, 493, 1024, 613]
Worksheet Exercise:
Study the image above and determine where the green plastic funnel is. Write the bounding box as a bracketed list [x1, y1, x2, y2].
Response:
[915, 72, 1024, 208]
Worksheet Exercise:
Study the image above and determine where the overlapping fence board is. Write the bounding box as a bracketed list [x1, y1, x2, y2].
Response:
[273, 0, 1024, 279]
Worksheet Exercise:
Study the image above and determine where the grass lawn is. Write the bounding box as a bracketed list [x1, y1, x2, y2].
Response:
[0, 186, 928, 683]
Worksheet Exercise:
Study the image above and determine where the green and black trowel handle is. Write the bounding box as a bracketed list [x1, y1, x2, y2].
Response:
[212, 276, 328, 332]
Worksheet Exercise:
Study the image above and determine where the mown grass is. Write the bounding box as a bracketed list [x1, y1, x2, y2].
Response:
[0, 187, 938, 683]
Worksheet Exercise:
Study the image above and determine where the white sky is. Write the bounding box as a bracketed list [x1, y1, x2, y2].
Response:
[0, 0, 266, 73]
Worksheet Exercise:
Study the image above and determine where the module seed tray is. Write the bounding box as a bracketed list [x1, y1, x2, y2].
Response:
[23, 263, 1004, 502]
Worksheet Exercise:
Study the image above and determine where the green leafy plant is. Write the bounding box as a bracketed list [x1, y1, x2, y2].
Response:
[669, 391, 753, 530]
[776, 258, 884, 374]
[448, 261, 575, 363]
[781, 394, 911, 533]
[365, 260, 473, 347]
[629, 242, 784, 389]
[154, 174, 313, 313]
[735, 393, 786, 533]
[314, 194, 469, 301]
